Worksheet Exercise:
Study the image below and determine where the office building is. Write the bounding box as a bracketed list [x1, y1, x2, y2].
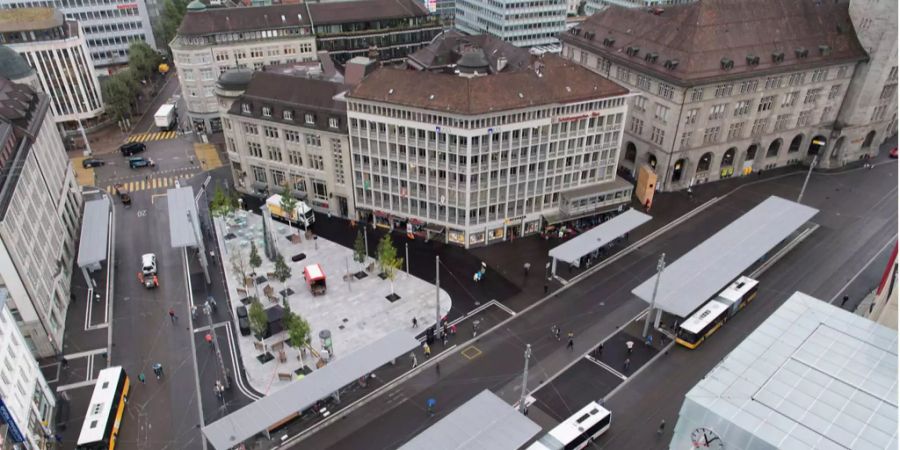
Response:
[0, 77, 83, 358]
[671, 291, 897, 450]
[560, 0, 895, 192]
[454, 0, 567, 47]
[0, 8, 104, 132]
[347, 39, 632, 248]
[0, 0, 157, 73]
[173, 0, 440, 134]
[218, 65, 356, 218]
[583, 0, 693, 16]
[0, 289, 55, 449]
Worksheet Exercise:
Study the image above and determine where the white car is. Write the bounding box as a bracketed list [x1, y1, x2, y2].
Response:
[141, 253, 157, 276]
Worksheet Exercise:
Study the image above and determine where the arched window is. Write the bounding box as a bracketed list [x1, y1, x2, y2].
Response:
[788, 134, 803, 153]
[862, 130, 876, 148]
[624, 142, 637, 162]
[766, 139, 782, 158]
[648, 153, 657, 169]
[697, 152, 713, 172]
[745, 144, 758, 161]
[721, 147, 736, 167]
[672, 159, 686, 182]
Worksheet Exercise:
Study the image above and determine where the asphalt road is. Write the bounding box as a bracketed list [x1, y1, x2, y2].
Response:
[296, 150, 897, 449]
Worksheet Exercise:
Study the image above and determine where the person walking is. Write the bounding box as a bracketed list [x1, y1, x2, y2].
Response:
[412, 317, 418, 328]
[423, 342, 431, 358]
[435, 362, 441, 376]
[544, 284, 549, 295]
[841, 295, 849, 307]
[410, 352, 418, 368]
[205, 333, 213, 348]
[523, 262, 531, 278]
[138, 372, 146, 384]
[551, 325, 560, 341]
[657, 420, 666, 435]
[566, 332, 574, 351]
[168, 308, 177, 323]
[624, 358, 631, 371]
[596, 343, 603, 356]
[645, 335, 653, 347]
[626, 340, 634, 354]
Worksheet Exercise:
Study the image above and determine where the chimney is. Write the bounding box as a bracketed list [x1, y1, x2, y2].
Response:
[496, 56, 507, 72]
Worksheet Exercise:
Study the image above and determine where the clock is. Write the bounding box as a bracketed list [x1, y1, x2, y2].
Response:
[691, 427, 724, 449]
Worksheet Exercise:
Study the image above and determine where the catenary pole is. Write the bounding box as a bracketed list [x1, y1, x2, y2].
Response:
[642, 253, 666, 338]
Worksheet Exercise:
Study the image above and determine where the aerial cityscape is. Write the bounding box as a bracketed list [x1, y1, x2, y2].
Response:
[0, 0, 895, 448]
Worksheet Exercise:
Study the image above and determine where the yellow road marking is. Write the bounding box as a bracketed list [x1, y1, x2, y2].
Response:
[461, 346, 482, 360]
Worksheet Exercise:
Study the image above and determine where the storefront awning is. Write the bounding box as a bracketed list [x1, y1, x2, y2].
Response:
[424, 223, 446, 234]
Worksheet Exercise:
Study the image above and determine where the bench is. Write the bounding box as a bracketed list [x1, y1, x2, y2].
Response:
[278, 372, 292, 381]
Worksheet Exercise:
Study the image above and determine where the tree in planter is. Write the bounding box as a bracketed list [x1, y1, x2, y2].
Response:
[210, 186, 238, 219]
[249, 241, 262, 299]
[248, 299, 268, 342]
[286, 312, 312, 361]
[353, 230, 366, 273]
[377, 235, 403, 299]
[279, 188, 299, 238]
[273, 252, 292, 307]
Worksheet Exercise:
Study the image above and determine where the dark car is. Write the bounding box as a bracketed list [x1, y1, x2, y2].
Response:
[82, 158, 105, 168]
[120, 142, 146, 156]
[239, 317, 251, 336]
[128, 157, 154, 169]
[236, 305, 248, 319]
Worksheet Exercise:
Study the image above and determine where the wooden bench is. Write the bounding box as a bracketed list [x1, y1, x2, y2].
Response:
[277, 372, 292, 381]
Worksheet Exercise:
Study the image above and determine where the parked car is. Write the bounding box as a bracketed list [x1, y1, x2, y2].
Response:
[120, 142, 146, 156]
[890, 147, 897, 158]
[82, 158, 105, 168]
[128, 157, 154, 169]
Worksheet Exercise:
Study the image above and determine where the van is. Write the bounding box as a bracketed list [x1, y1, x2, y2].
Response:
[142, 253, 157, 276]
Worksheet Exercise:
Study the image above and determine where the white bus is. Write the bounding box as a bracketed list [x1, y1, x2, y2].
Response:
[676, 299, 730, 349]
[527, 401, 612, 450]
[77, 366, 130, 450]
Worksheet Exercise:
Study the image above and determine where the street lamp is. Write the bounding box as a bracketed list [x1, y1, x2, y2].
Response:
[76, 101, 94, 157]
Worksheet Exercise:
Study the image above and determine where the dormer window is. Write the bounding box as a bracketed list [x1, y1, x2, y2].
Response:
[328, 117, 339, 129]
[241, 103, 251, 114]
[262, 106, 271, 117]
[283, 110, 293, 121]
[305, 113, 314, 125]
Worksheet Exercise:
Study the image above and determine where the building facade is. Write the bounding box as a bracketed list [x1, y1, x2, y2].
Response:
[173, 0, 440, 134]
[347, 51, 632, 248]
[0, 78, 83, 358]
[0, 8, 104, 132]
[0, 0, 157, 73]
[219, 70, 356, 218]
[560, 0, 891, 192]
[583, 0, 693, 16]
[0, 289, 55, 449]
[454, 0, 567, 48]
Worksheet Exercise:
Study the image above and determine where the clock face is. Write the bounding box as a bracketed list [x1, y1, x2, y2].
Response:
[691, 427, 724, 449]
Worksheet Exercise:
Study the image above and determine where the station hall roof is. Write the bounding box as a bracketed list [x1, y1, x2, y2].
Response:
[631, 195, 818, 318]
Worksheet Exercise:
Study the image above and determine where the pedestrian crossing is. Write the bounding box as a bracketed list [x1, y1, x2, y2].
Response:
[125, 131, 177, 143]
[106, 172, 194, 194]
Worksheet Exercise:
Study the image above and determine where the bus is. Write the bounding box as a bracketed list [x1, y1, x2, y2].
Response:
[77, 366, 130, 450]
[676, 276, 759, 349]
[526, 401, 612, 450]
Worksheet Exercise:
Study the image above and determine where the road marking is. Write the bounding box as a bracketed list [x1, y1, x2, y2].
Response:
[64, 348, 108, 359]
[829, 235, 898, 304]
[56, 379, 98, 392]
[151, 193, 167, 204]
[193, 322, 231, 333]
[461, 346, 482, 360]
[126, 131, 177, 143]
[584, 355, 627, 380]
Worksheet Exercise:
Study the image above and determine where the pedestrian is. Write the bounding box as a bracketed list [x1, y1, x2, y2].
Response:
[626, 340, 634, 354]
[410, 352, 418, 368]
[645, 335, 653, 347]
[644, 198, 651, 212]
[60, 356, 68, 368]
[138, 372, 146, 384]
[544, 284, 549, 294]
[168, 308, 177, 323]
[423, 342, 431, 358]
[523, 262, 531, 277]
[567, 332, 574, 351]
[412, 317, 418, 328]
[472, 320, 480, 338]
[551, 325, 560, 341]
[205, 333, 213, 347]
[442, 334, 448, 347]
[657, 419, 666, 435]
[435, 362, 441, 376]
[450, 324, 457, 336]
[624, 357, 631, 371]
[841, 295, 849, 307]
[596, 343, 603, 356]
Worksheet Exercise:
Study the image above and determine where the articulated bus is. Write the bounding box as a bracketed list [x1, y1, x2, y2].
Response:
[77, 366, 130, 450]
[676, 276, 759, 349]
[526, 401, 612, 450]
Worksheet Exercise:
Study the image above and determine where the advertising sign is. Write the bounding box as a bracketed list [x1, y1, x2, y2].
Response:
[0, 399, 25, 443]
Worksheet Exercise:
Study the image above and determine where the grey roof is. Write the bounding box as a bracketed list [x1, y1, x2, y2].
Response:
[229, 71, 349, 133]
[166, 186, 198, 248]
[76, 197, 109, 267]
[216, 69, 253, 91]
[400, 390, 541, 450]
[675, 292, 898, 450]
[549, 209, 651, 264]
[202, 330, 420, 450]
[407, 31, 532, 74]
[631, 196, 818, 318]
[0, 46, 33, 81]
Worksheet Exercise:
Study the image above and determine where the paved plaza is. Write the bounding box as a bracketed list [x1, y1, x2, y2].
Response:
[214, 210, 452, 394]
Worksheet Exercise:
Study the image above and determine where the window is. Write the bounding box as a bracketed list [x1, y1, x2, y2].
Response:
[821, 106, 833, 122]
[702, 126, 720, 144]
[262, 106, 272, 117]
[657, 83, 674, 100]
[739, 80, 758, 94]
[764, 76, 783, 90]
[267, 145, 282, 161]
[312, 179, 328, 200]
[782, 91, 799, 108]
[679, 131, 692, 149]
[305, 113, 315, 125]
[714, 83, 733, 97]
[633, 96, 647, 112]
[283, 110, 294, 121]
[734, 100, 751, 117]
[690, 88, 703, 102]
[615, 66, 631, 83]
[243, 123, 258, 135]
[803, 88, 822, 105]
[251, 166, 267, 183]
[796, 110, 813, 127]
[650, 126, 664, 145]
[636, 75, 651, 91]
[727, 122, 744, 140]
[708, 104, 727, 120]
[654, 104, 669, 122]
[788, 72, 806, 86]
[828, 84, 842, 100]
[880, 83, 897, 100]
[310, 154, 325, 170]
[758, 96, 775, 112]
[331, 138, 345, 184]
[871, 104, 888, 121]
[751, 118, 769, 136]
[285, 130, 300, 142]
[241, 103, 251, 114]
[288, 150, 303, 166]
[836, 65, 849, 78]
[329, 117, 339, 129]
[684, 108, 699, 125]
[305, 134, 321, 147]
[630, 117, 644, 135]
[810, 68, 828, 83]
[200, 68, 213, 81]
[774, 114, 792, 131]
[247, 142, 262, 158]
[263, 126, 279, 138]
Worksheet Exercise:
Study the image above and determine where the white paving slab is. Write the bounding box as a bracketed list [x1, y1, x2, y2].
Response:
[214, 211, 452, 394]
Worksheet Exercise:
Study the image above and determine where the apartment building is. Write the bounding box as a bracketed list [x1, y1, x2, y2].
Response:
[347, 41, 632, 248]
[0, 289, 55, 449]
[560, 0, 892, 191]
[0, 8, 104, 132]
[0, 77, 83, 358]
[0, 0, 157, 73]
[173, 0, 440, 134]
[218, 68, 356, 218]
[454, 0, 568, 48]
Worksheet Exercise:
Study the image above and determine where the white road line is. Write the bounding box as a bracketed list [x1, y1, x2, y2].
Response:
[488, 299, 516, 316]
[193, 322, 231, 333]
[584, 355, 627, 380]
[602, 341, 675, 402]
[225, 323, 261, 401]
[829, 235, 898, 304]
[64, 348, 109, 359]
[106, 193, 116, 367]
[56, 379, 98, 392]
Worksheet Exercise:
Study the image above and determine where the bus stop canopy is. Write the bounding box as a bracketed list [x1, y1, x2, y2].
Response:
[167, 186, 198, 248]
[202, 330, 420, 450]
[399, 390, 541, 450]
[548, 209, 651, 264]
[76, 197, 110, 268]
[631, 196, 818, 318]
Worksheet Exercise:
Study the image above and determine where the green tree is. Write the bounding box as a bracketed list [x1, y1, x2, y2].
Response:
[102, 70, 140, 123]
[249, 241, 262, 299]
[248, 300, 267, 340]
[377, 235, 403, 296]
[286, 313, 311, 349]
[279, 188, 299, 234]
[158, 0, 188, 53]
[272, 252, 292, 304]
[210, 186, 237, 218]
[128, 42, 162, 81]
[353, 230, 366, 271]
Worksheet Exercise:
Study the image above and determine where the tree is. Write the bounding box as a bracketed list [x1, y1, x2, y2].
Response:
[273, 252, 292, 305]
[248, 299, 267, 340]
[353, 230, 366, 272]
[210, 186, 237, 218]
[158, 0, 188, 54]
[279, 188, 299, 235]
[128, 42, 162, 81]
[377, 235, 403, 297]
[249, 241, 262, 299]
[286, 313, 311, 349]
[102, 70, 140, 124]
